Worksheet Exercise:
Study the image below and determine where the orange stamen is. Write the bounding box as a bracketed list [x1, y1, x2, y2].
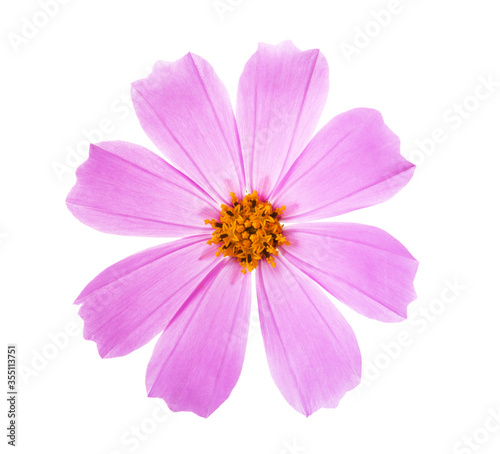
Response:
[205, 191, 290, 274]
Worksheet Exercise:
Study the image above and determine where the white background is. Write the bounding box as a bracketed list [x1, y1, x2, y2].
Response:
[1, 0, 500, 453]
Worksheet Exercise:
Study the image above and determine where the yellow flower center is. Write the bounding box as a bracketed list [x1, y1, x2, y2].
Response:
[205, 191, 290, 274]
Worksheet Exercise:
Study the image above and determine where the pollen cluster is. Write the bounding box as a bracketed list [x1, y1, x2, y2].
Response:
[205, 191, 290, 274]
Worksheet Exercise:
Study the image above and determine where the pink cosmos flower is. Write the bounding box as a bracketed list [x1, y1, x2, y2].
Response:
[66, 41, 418, 417]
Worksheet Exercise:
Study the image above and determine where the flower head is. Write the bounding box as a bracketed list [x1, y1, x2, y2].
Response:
[66, 41, 418, 417]
[205, 190, 289, 273]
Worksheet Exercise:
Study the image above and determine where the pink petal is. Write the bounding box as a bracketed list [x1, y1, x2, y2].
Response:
[271, 108, 415, 222]
[132, 53, 245, 202]
[284, 223, 418, 322]
[236, 41, 329, 199]
[76, 235, 220, 358]
[146, 260, 251, 417]
[66, 141, 218, 237]
[256, 257, 361, 416]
